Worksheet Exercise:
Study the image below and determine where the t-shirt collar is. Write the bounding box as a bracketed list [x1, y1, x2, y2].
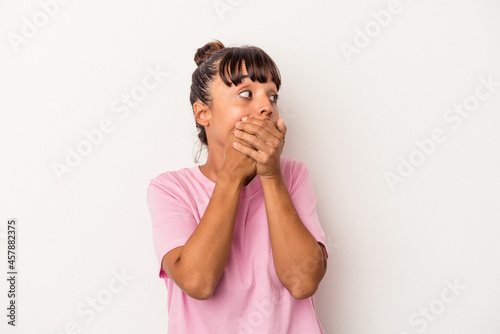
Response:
[193, 165, 263, 199]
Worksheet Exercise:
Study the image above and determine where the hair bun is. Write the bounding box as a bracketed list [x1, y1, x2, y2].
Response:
[194, 40, 225, 67]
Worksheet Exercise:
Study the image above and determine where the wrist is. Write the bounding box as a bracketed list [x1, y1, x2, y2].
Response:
[217, 168, 246, 189]
[259, 170, 284, 185]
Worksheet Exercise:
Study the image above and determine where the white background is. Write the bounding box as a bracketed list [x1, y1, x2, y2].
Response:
[1, 0, 500, 333]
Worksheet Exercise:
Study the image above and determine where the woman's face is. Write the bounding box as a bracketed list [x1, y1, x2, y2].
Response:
[205, 63, 280, 149]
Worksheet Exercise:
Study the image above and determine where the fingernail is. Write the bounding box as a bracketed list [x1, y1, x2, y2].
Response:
[242, 117, 248, 121]
[236, 121, 241, 127]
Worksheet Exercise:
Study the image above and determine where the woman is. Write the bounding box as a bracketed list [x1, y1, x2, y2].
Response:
[147, 40, 329, 333]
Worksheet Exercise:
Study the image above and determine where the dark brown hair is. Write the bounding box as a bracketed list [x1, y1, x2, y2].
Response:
[190, 39, 281, 163]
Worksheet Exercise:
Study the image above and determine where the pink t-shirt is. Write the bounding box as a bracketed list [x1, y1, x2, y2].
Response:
[147, 157, 329, 333]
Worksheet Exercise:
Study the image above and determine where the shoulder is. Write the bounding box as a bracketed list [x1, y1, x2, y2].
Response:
[279, 158, 319, 199]
[279, 158, 311, 188]
[147, 165, 198, 199]
[280, 157, 309, 176]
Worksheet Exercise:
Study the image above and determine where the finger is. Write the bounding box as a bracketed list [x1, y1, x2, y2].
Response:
[277, 118, 286, 135]
[236, 123, 281, 151]
[236, 118, 283, 146]
[235, 120, 273, 142]
[232, 140, 262, 161]
[232, 132, 258, 151]
[276, 118, 287, 142]
[248, 116, 282, 138]
[234, 129, 269, 152]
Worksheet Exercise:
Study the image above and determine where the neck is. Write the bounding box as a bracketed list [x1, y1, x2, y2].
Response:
[199, 148, 223, 184]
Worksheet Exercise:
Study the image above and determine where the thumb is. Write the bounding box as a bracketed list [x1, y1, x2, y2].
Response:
[277, 118, 286, 135]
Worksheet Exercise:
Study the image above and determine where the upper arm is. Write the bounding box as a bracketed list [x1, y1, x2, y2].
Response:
[286, 160, 329, 261]
[147, 180, 197, 279]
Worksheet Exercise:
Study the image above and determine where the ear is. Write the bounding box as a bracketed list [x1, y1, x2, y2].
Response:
[193, 102, 211, 126]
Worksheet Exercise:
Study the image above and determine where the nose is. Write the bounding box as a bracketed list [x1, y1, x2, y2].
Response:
[253, 96, 273, 119]
[258, 108, 272, 119]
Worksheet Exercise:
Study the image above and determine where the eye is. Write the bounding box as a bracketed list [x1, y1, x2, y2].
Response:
[239, 90, 252, 98]
[271, 94, 279, 103]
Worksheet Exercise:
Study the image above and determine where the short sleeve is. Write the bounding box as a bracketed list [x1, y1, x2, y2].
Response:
[288, 161, 329, 259]
[147, 177, 198, 279]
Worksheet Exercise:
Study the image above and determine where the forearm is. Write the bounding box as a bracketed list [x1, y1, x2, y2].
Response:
[176, 170, 243, 295]
[261, 172, 326, 299]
